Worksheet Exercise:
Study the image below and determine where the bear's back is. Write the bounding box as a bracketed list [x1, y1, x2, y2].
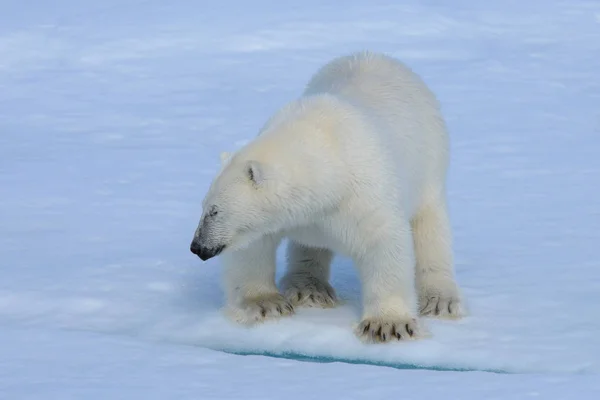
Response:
[303, 51, 450, 200]
[303, 51, 439, 115]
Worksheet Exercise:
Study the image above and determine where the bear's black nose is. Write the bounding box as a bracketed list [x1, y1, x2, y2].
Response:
[190, 241, 202, 256]
[190, 241, 225, 261]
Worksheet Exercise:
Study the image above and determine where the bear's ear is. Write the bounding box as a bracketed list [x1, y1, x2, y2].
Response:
[245, 160, 265, 186]
[220, 152, 231, 166]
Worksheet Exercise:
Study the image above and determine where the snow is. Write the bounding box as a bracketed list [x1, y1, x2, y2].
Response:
[5, 326, 599, 400]
[1, 0, 600, 397]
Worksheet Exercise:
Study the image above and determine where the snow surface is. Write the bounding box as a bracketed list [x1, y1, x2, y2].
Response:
[2, 0, 600, 398]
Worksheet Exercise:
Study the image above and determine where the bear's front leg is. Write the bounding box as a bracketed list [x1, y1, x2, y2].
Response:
[280, 241, 337, 308]
[353, 226, 423, 343]
[221, 235, 294, 325]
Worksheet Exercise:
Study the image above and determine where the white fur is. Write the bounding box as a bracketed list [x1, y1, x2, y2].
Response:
[194, 51, 465, 343]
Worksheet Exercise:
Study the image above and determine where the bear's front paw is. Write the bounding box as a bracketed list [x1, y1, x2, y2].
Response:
[419, 292, 465, 319]
[226, 293, 294, 325]
[281, 274, 337, 309]
[355, 316, 421, 343]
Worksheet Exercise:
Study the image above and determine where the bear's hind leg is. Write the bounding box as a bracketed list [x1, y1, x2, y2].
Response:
[280, 242, 337, 308]
[412, 199, 465, 319]
[222, 235, 294, 324]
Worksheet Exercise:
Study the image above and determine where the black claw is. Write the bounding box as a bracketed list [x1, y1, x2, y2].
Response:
[375, 325, 382, 339]
[406, 324, 414, 336]
[363, 323, 370, 335]
[286, 304, 293, 312]
[309, 294, 315, 302]
[390, 325, 397, 337]
[395, 332, 402, 340]
[382, 333, 387, 342]
[297, 292, 302, 301]
[260, 307, 266, 317]
[435, 302, 440, 315]
[276, 305, 282, 314]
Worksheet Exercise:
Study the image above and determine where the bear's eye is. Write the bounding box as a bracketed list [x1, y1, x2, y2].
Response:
[208, 206, 218, 218]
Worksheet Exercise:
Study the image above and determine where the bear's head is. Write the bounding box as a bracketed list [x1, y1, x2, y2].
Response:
[190, 101, 349, 261]
[190, 148, 309, 261]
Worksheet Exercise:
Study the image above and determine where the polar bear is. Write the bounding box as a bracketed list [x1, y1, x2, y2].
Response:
[190, 51, 465, 343]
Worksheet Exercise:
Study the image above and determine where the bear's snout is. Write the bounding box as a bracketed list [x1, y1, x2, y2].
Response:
[190, 239, 225, 261]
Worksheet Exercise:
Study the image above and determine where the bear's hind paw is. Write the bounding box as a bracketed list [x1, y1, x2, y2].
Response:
[419, 294, 465, 319]
[282, 275, 337, 309]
